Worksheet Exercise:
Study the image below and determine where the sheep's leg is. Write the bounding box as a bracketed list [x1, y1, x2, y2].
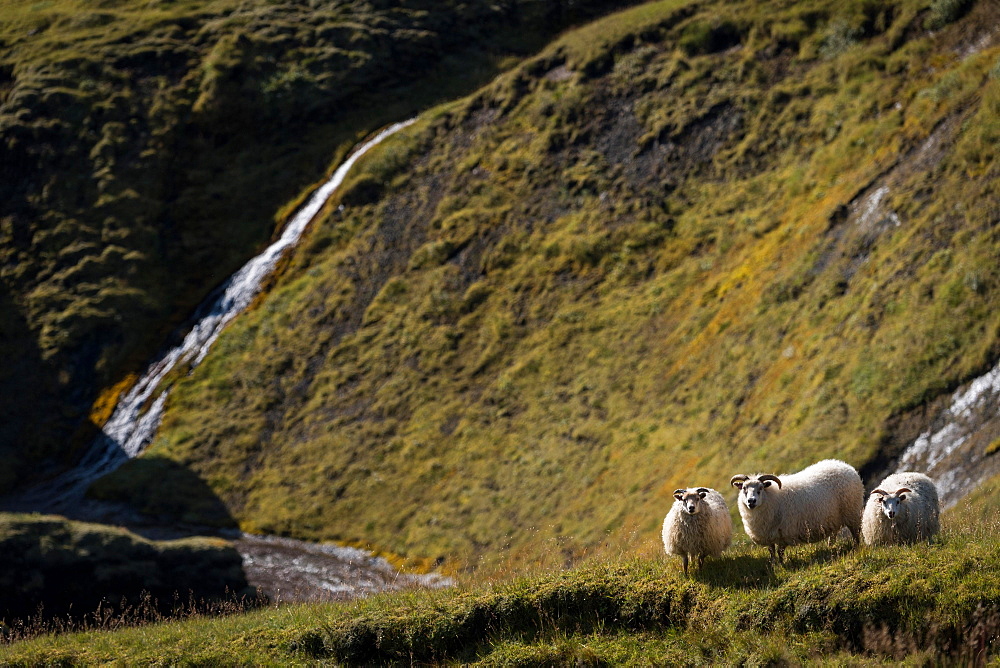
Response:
[777, 546, 786, 563]
[682, 554, 689, 577]
[848, 523, 862, 546]
[768, 545, 777, 563]
[697, 554, 706, 569]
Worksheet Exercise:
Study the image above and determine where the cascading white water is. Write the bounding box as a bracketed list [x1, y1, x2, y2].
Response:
[18, 119, 415, 511]
[895, 359, 1000, 508]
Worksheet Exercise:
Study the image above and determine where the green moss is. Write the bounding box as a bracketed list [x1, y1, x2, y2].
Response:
[925, 0, 976, 29]
[678, 17, 743, 56]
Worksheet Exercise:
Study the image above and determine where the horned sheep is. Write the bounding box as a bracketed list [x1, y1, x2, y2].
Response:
[730, 459, 864, 563]
[662, 487, 733, 576]
[862, 472, 940, 546]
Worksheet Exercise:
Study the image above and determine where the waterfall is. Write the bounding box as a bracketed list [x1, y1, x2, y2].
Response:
[16, 119, 416, 512]
[895, 360, 1000, 508]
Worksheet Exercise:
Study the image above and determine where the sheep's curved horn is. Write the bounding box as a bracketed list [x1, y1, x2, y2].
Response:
[695, 487, 710, 494]
[871, 489, 887, 496]
[730, 475, 749, 488]
[673, 489, 686, 496]
[759, 474, 782, 489]
[894, 487, 912, 495]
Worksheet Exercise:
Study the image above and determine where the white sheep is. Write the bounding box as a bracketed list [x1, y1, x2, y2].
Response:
[730, 459, 864, 563]
[662, 487, 732, 576]
[862, 472, 940, 546]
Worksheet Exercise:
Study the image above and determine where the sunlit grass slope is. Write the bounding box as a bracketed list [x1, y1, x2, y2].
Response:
[0, 0, 631, 489]
[4, 515, 1000, 664]
[120, 0, 1000, 570]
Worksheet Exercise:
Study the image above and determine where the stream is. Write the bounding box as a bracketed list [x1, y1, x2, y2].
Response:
[4, 119, 453, 602]
[894, 360, 1000, 509]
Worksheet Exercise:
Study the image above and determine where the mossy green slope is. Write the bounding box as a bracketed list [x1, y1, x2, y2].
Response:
[123, 0, 1000, 569]
[3, 519, 1000, 664]
[0, 0, 631, 489]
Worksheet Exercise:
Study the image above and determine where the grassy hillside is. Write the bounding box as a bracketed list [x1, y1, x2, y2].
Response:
[0, 0, 632, 489]
[113, 0, 1000, 571]
[0, 514, 251, 623]
[3, 513, 999, 664]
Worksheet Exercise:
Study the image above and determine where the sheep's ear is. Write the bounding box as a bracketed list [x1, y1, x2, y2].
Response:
[898, 494, 907, 501]
[673, 489, 685, 501]
[730, 475, 748, 489]
[761, 481, 771, 488]
[697, 490, 708, 498]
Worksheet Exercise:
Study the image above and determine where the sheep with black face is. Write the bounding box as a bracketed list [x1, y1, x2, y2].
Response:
[862, 472, 940, 546]
[662, 487, 732, 576]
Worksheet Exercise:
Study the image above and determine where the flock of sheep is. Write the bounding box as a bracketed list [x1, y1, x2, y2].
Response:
[662, 459, 941, 575]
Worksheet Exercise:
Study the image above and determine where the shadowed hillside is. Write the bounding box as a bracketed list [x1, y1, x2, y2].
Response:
[0, 514, 250, 622]
[122, 0, 1000, 571]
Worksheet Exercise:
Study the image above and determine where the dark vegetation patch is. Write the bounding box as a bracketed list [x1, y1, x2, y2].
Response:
[925, 0, 977, 30]
[87, 456, 238, 529]
[678, 17, 744, 56]
[0, 513, 255, 625]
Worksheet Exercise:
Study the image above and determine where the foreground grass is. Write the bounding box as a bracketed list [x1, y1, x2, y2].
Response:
[4, 514, 1000, 665]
